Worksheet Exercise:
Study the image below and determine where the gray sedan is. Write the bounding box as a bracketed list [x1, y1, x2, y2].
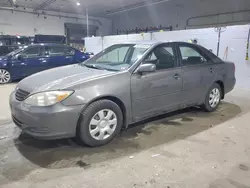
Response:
[9, 41, 236, 147]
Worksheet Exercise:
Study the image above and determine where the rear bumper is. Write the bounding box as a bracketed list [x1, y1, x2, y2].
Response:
[224, 78, 236, 94]
[10, 91, 85, 140]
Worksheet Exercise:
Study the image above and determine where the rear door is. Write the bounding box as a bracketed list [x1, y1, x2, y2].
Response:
[177, 43, 218, 105]
[46, 45, 75, 69]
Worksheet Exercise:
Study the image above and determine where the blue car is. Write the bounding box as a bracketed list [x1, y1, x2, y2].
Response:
[0, 43, 92, 84]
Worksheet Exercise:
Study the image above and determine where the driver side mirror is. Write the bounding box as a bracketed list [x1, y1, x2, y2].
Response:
[17, 54, 25, 61]
[137, 63, 156, 73]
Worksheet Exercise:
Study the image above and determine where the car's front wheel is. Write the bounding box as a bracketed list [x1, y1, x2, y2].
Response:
[0, 69, 11, 84]
[202, 83, 222, 112]
[77, 100, 123, 147]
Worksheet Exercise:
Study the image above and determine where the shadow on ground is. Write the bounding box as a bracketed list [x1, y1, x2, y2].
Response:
[2, 102, 241, 182]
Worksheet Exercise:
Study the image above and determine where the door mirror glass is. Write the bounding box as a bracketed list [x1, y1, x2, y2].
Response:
[138, 63, 156, 73]
[17, 54, 24, 61]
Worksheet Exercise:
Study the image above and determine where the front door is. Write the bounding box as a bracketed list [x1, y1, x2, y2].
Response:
[10, 46, 46, 78]
[131, 44, 183, 121]
[177, 44, 217, 105]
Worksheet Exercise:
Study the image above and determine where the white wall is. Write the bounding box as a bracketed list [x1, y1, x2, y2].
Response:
[85, 33, 151, 54]
[219, 25, 250, 89]
[85, 24, 250, 90]
[0, 8, 112, 36]
[110, 0, 250, 34]
[152, 28, 218, 53]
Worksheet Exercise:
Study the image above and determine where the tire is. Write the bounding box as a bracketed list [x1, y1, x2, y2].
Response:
[202, 83, 222, 112]
[0, 69, 11, 84]
[76, 100, 123, 147]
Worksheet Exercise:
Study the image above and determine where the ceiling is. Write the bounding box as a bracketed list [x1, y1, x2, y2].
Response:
[0, 0, 176, 16]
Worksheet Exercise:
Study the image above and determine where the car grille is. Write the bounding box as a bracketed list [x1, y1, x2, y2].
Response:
[15, 89, 30, 101]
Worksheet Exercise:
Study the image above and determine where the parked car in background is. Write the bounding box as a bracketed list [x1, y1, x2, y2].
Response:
[33, 34, 66, 44]
[0, 43, 92, 83]
[10, 41, 235, 147]
[0, 35, 31, 56]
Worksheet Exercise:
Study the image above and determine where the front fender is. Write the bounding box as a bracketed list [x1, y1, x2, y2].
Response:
[61, 72, 133, 125]
[0, 58, 9, 69]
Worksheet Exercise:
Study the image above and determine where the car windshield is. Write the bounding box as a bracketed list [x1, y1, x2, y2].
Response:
[5, 46, 28, 57]
[82, 44, 151, 71]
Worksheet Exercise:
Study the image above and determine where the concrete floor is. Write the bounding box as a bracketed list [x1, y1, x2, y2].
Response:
[0, 84, 250, 188]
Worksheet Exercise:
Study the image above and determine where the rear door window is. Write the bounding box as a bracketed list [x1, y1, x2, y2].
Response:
[179, 45, 208, 66]
[48, 46, 68, 56]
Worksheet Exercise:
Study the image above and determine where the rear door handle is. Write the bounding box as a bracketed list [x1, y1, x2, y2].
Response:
[66, 56, 72, 59]
[210, 68, 214, 73]
[173, 73, 180, 80]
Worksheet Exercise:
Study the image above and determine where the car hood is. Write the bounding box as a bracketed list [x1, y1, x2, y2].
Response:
[17, 64, 116, 93]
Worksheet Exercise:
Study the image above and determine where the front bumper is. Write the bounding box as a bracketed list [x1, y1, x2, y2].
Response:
[9, 91, 85, 140]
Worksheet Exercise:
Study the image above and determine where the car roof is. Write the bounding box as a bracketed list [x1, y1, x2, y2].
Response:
[122, 40, 197, 46]
[28, 43, 68, 47]
[122, 40, 161, 45]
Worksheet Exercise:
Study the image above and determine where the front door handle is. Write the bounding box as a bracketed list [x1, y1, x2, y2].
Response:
[173, 73, 180, 80]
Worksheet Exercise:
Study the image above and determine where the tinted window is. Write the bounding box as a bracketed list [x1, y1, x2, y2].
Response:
[0, 39, 11, 46]
[180, 46, 207, 66]
[22, 47, 42, 58]
[48, 46, 75, 56]
[145, 45, 175, 70]
[66, 47, 75, 55]
[16, 38, 30, 45]
[48, 46, 65, 56]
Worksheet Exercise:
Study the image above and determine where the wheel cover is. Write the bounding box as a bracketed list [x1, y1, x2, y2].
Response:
[209, 88, 221, 108]
[89, 109, 117, 141]
[0, 69, 11, 84]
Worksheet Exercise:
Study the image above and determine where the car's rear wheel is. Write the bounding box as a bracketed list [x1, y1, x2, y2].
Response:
[76, 100, 123, 147]
[0, 69, 11, 84]
[202, 83, 222, 112]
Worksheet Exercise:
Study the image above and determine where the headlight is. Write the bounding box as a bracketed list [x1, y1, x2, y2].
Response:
[24, 90, 74, 106]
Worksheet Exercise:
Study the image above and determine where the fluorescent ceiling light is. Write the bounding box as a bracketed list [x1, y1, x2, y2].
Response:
[76, 2, 81, 6]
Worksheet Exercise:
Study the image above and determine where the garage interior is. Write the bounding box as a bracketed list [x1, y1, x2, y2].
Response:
[1, 0, 250, 187]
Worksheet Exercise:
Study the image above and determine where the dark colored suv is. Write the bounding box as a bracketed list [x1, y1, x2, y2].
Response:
[0, 35, 31, 56]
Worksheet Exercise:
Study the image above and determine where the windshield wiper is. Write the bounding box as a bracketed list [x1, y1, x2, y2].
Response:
[83, 64, 118, 72]
[84, 64, 106, 70]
